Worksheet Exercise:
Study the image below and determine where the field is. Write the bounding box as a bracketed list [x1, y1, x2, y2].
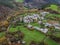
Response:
[15, 0, 24, 2]
[0, 12, 60, 45]
[0, 0, 60, 45]
[44, 37, 59, 45]
[47, 5, 60, 12]
[9, 25, 46, 45]
[8, 22, 59, 45]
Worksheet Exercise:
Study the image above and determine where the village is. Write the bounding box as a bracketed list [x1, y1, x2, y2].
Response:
[11, 11, 60, 33]
[4, 10, 60, 45]
[0, 0, 60, 45]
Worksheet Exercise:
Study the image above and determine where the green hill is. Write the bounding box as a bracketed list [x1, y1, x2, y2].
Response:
[15, 0, 24, 3]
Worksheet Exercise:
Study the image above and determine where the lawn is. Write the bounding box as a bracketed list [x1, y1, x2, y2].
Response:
[9, 22, 59, 45]
[9, 25, 46, 45]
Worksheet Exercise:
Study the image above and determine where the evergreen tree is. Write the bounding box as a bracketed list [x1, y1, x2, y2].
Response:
[0, 0, 16, 8]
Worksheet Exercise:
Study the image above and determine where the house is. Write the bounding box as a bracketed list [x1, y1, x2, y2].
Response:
[27, 24, 32, 28]
[19, 17, 23, 22]
[40, 17, 44, 20]
[54, 24, 60, 29]
[40, 12, 49, 17]
[23, 16, 32, 23]
[32, 14, 40, 21]
[55, 26, 60, 29]
[24, 19, 31, 23]
[33, 14, 40, 19]
[21, 41, 26, 44]
[40, 28, 48, 33]
[33, 26, 48, 33]
[23, 14, 40, 23]
[27, 24, 34, 30]
[38, 21, 42, 24]
[45, 23, 52, 27]
[47, 21, 60, 29]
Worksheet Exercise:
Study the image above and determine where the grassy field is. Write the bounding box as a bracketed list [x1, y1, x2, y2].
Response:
[0, 23, 59, 45]
[45, 13, 60, 21]
[15, 0, 24, 2]
[0, 12, 60, 45]
[44, 37, 59, 45]
[49, 5, 58, 11]
[47, 4, 60, 12]
[9, 25, 46, 45]
[9, 21, 59, 45]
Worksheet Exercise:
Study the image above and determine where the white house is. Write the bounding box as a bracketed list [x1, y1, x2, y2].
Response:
[45, 23, 52, 27]
[24, 19, 30, 23]
[54, 24, 60, 29]
[27, 24, 32, 28]
[38, 21, 42, 24]
[23, 16, 31, 23]
[40, 28, 48, 33]
[40, 12, 49, 17]
[32, 14, 40, 21]
[40, 17, 44, 20]
[33, 26, 48, 33]
[18, 40, 26, 44]
[55, 26, 60, 29]
[23, 14, 40, 23]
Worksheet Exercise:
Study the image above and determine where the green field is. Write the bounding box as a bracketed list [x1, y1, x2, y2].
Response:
[8, 21, 59, 45]
[47, 4, 60, 12]
[9, 25, 46, 45]
[45, 13, 60, 21]
[15, 0, 24, 2]
[0, 23, 59, 45]
[44, 37, 59, 45]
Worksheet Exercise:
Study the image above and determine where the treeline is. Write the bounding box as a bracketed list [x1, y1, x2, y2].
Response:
[0, 0, 16, 8]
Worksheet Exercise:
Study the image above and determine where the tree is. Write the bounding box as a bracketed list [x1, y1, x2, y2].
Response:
[0, 0, 16, 8]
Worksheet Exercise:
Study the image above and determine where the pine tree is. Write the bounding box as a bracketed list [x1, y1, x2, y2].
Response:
[0, 0, 16, 8]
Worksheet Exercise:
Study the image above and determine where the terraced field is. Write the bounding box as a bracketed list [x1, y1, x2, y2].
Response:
[16, 0, 24, 2]
[0, 12, 60, 45]
[8, 22, 59, 45]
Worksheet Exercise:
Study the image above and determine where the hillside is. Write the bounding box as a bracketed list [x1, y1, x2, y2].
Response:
[0, 0, 60, 45]
[15, 0, 24, 3]
[24, 0, 60, 8]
